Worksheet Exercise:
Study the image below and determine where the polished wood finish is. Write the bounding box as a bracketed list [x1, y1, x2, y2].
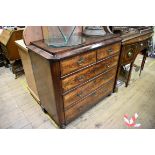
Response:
[115, 27, 154, 88]
[24, 27, 122, 128]
[60, 51, 96, 76]
[97, 43, 121, 60]
[63, 67, 117, 109]
[65, 80, 114, 123]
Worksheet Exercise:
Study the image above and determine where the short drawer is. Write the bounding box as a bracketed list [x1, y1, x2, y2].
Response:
[62, 65, 96, 92]
[95, 54, 119, 75]
[63, 67, 117, 108]
[60, 51, 96, 76]
[65, 80, 114, 123]
[97, 43, 120, 60]
[138, 40, 148, 52]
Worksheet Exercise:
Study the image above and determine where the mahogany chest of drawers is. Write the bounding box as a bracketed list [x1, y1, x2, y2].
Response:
[25, 31, 122, 128]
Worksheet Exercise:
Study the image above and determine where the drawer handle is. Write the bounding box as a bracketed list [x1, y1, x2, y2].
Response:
[106, 64, 110, 68]
[77, 57, 85, 66]
[76, 75, 85, 82]
[77, 92, 83, 98]
[127, 51, 133, 57]
[140, 43, 143, 46]
[107, 48, 113, 53]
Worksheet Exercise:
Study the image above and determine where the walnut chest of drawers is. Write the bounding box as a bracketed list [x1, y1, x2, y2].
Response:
[27, 35, 122, 128]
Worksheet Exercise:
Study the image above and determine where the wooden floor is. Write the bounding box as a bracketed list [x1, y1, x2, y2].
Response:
[0, 55, 155, 129]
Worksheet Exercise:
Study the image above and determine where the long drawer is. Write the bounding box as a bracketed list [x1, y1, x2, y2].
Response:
[65, 80, 114, 123]
[63, 67, 117, 109]
[62, 54, 119, 92]
[60, 51, 96, 76]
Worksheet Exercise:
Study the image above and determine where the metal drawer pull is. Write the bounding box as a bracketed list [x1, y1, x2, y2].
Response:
[77, 75, 85, 82]
[77, 92, 83, 98]
[77, 57, 85, 66]
[107, 48, 113, 53]
[127, 51, 133, 57]
[106, 64, 110, 68]
[140, 43, 143, 46]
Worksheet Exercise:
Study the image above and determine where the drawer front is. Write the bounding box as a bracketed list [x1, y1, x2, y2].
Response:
[60, 51, 96, 76]
[62, 65, 96, 92]
[62, 54, 119, 92]
[63, 67, 117, 108]
[65, 81, 114, 123]
[121, 44, 138, 65]
[97, 43, 120, 60]
[95, 54, 119, 75]
[138, 40, 148, 52]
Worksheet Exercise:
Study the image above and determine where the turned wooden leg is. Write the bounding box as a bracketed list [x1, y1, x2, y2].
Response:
[139, 51, 147, 76]
[126, 62, 134, 87]
[113, 65, 121, 93]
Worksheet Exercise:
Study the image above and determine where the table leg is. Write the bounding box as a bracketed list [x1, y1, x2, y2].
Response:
[126, 62, 134, 87]
[139, 50, 147, 76]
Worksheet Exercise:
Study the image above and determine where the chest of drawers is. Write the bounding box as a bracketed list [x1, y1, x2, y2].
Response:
[25, 30, 122, 128]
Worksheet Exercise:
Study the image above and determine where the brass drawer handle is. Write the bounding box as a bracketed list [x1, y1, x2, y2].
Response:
[77, 57, 85, 66]
[140, 43, 143, 46]
[127, 51, 133, 57]
[107, 48, 113, 53]
[76, 75, 85, 82]
[106, 64, 110, 68]
[76, 92, 83, 98]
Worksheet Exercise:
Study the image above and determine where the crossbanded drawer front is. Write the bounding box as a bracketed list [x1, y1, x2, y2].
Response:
[60, 51, 96, 76]
[97, 43, 121, 60]
[62, 65, 96, 92]
[63, 67, 117, 109]
[62, 54, 119, 92]
[65, 81, 114, 123]
[138, 40, 148, 52]
[95, 54, 119, 75]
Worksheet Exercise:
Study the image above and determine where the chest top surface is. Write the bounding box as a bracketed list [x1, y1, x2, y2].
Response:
[27, 34, 122, 61]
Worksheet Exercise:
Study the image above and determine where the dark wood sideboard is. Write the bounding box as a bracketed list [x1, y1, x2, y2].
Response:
[114, 27, 154, 88]
[24, 27, 122, 128]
